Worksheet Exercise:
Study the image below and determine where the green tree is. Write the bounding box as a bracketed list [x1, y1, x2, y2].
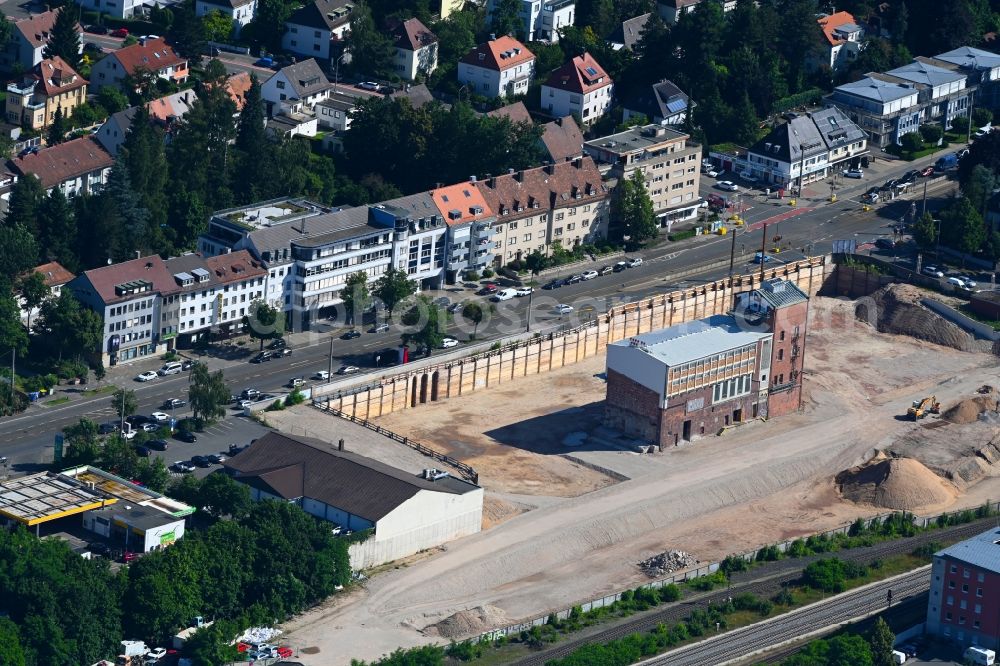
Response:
[611, 169, 657, 245]
[188, 362, 229, 423]
[111, 388, 138, 420]
[973, 107, 994, 128]
[0, 291, 28, 359]
[197, 473, 251, 519]
[62, 418, 102, 467]
[43, 5, 82, 69]
[0, 617, 26, 666]
[37, 188, 78, 271]
[98, 86, 129, 113]
[490, 0, 525, 40]
[374, 267, 417, 317]
[184, 621, 240, 666]
[919, 123, 943, 144]
[803, 558, 846, 593]
[340, 271, 371, 325]
[0, 225, 39, 277]
[346, 1, 394, 79]
[964, 164, 996, 215]
[33, 290, 103, 364]
[120, 106, 170, 253]
[168, 2, 207, 63]
[826, 633, 874, 666]
[46, 106, 69, 145]
[913, 212, 938, 250]
[869, 617, 895, 666]
[104, 162, 153, 253]
[461, 302, 484, 337]
[5, 173, 46, 238]
[949, 197, 987, 259]
[900, 131, 923, 153]
[17, 270, 50, 333]
[246, 0, 290, 53]
[951, 115, 970, 134]
[135, 457, 170, 492]
[402, 295, 445, 352]
[730, 92, 759, 147]
[0, 10, 13, 56]
[202, 10, 233, 42]
[243, 300, 284, 350]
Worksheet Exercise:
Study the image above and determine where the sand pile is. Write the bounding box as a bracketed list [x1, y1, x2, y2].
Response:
[836, 455, 957, 512]
[942, 392, 1000, 424]
[425, 605, 510, 639]
[856, 284, 976, 351]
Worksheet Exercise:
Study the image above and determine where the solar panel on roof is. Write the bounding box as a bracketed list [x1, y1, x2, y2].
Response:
[585, 66, 598, 76]
[665, 99, 687, 114]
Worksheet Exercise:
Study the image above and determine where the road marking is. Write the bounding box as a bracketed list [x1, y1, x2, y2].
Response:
[745, 208, 813, 232]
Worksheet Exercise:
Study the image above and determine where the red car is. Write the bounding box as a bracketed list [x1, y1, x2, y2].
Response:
[919, 165, 935, 177]
[276, 647, 293, 658]
[476, 283, 498, 295]
[111, 27, 129, 38]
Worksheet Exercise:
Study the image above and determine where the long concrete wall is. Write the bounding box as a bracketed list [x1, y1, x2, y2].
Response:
[314, 257, 834, 420]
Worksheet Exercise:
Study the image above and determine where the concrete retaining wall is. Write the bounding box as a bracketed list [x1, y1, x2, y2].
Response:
[921, 298, 1000, 341]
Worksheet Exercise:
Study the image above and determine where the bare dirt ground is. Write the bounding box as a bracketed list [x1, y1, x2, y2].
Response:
[280, 296, 1000, 665]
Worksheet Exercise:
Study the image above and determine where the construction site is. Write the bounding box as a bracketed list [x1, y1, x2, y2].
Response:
[275, 273, 1000, 665]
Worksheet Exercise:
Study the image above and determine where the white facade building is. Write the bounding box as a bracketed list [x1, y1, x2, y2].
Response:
[457, 36, 535, 99]
[195, 0, 258, 37]
[486, 0, 574, 42]
[541, 52, 613, 123]
[282, 0, 352, 61]
[390, 18, 438, 81]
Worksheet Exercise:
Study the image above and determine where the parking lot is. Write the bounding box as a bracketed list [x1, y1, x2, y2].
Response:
[140, 414, 271, 479]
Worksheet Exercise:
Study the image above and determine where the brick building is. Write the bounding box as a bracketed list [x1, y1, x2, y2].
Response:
[604, 278, 808, 448]
[927, 527, 1000, 650]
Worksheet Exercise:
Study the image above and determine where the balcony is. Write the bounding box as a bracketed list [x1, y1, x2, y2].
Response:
[6, 81, 34, 96]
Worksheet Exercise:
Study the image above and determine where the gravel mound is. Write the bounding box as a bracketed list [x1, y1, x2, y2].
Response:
[856, 284, 975, 351]
[637, 550, 699, 578]
[837, 455, 957, 512]
[425, 605, 510, 639]
[942, 393, 1000, 424]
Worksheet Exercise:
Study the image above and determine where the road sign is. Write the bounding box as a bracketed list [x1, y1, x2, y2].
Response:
[831, 239, 857, 254]
[54, 433, 64, 464]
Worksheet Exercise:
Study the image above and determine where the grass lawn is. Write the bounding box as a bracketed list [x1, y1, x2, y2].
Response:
[959, 305, 1000, 330]
[82, 385, 117, 397]
[43, 397, 71, 406]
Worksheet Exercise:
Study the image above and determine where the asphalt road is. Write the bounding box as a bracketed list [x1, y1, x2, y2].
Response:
[0, 149, 969, 471]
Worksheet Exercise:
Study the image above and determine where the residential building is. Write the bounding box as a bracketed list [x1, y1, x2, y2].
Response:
[221, 71, 254, 111]
[605, 278, 808, 447]
[438, 0, 465, 19]
[486, 100, 532, 124]
[741, 108, 868, 191]
[7, 136, 114, 198]
[927, 527, 1000, 650]
[266, 112, 319, 138]
[261, 59, 334, 117]
[20, 261, 74, 325]
[541, 52, 613, 123]
[540, 115, 584, 162]
[390, 18, 438, 81]
[377, 191, 448, 288]
[96, 90, 197, 156]
[487, 0, 574, 42]
[608, 12, 651, 50]
[816, 11, 864, 72]
[621, 79, 691, 126]
[195, 0, 257, 37]
[316, 92, 356, 133]
[0, 466, 193, 554]
[6, 57, 87, 130]
[584, 124, 702, 230]
[458, 36, 535, 99]
[159, 250, 267, 348]
[1, 10, 81, 72]
[69, 254, 176, 365]
[931, 46, 1000, 109]
[75, 0, 147, 20]
[828, 76, 922, 148]
[88, 37, 189, 91]
[282, 0, 352, 62]
[474, 157, 610, 265]
[225, 432, 483, 569]
[430, 179, 497, 281]
[657, 0, 700, 23]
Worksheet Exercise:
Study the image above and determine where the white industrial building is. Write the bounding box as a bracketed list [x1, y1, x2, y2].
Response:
[224, 432, 483, 569]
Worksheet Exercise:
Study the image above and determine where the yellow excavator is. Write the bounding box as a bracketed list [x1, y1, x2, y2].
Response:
[908, 396, 941, 420]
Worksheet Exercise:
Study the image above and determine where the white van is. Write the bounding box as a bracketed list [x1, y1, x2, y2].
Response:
[965, 647, 996, 665]
[492, 288, 517, 302]
[157, 361, 183, 376]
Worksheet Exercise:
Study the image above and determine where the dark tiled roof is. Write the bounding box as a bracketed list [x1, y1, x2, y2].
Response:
[274, 58, 333, 98]
[474, 156, 607, 220]
[9, 136, 113, 189]
[32, 261, 75, 287]
[286, 0, 353, 32]
[74, 254, 177, 305]
[486, 101, 532, 124]
[540, 116, 584, 162]
[224, 432, 475, 522]
[390, 83, 435, 108]
[609, 12, 651, 49]
[14, 11, 58, 49]
[390, 17, 437, 51]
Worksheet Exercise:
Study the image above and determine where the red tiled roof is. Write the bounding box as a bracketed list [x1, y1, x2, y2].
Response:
[224, 72, 253, 111]
[31, 261, 75, 287]
[32, 56, 87, 97]
[430, 181, 494, 226]
[461, 36, 534, 72]
[543, 52, 612, 95]
[14, 11, 58, 49]
[110, 37, 186, 76]
[818, 11, 858, 46]
[391, 17, 437, 51]
[205, 250, 267, 284]
[9, 136, 113, 189]
[78, 254, 177, 305]
[474, 157, 607, 220]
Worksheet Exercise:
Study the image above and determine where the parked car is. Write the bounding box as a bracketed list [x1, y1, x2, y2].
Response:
[900, 169, 920, 184]
[134, 445, 151, 457]
[147, 439, 168, 451]
[874, 238, 895, 250]
[515, 285, 533, 296]
[613, 261, 629, 272]
[341, 329, 361, 340]
[919, 165, 935, 177]
[268, 338, 287, 350]
[581, 270, 599, 280]
[740, 172, 759, 183]
[598, 265, 614, 275]
[99, 422, 119, 435]
[146, 647, 167, 661]
[753, 252, 772, 264]
[86, 24, 109, 34]
[191, 455, 211, 468]
[922, 265, 945, 278]
[207, 453, 227, 464]
[702, 167, 720, 177]
[84, 41, 103, 52]
[882, 178, 899, 190]
[175, 431, 197, 443]
[956, 275, 978, 288]
[313, 370, 331, 380]
[288, 377, 305, 388]
[947, 276, 968, 288]
[110, 27, 129, 37]
[134, 371, 157, 382]
[338, 365, 360, 374]
[163, 398, 186, 409]
[254, 56, 274, 67]
[476, 283, 499, 295]
[356, 81, 380, 91]
[433, 296, 451, 307]
[862, 191, 879, 204]
[236, 399, 252, 409]
[151, 411, 169, 422]
[491, 288, 517, 301]
[716, 180, 739, 192]
[554, 304, 574, 314]
[181, 360, 194, 370]
[370, 323, 390, 333]
[843, 168, 863, 179]
[250, 351, 271, 363]
[89, 542, 111, 557]
[127, 414, 152, 426]
[447, 301, 465, 313]
[141, 423, 158, 433]
[241, 388, 260, 400]
[277, 347, 293, 356]
[440, 337, 459, 348]
[170, 461, 194, 473]
[541, 279, 562, 289]
[627, 257, 643, 267]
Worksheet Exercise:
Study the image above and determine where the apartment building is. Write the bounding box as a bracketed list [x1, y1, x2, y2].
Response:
[6, 57, 87, 130]
[927, 527, 1000, 650]
[486, 0, 574, 42]
[583, 124, 702, 230]
[7, 136, 113, 197]
[88, 37, 188, 92]
[261, 59, 334, 118]
[816, 11, 864, 72]
[282, 0, 352, 62]
[430, 181, 497, 282]
[1, 10, 81, 72]
[458, 36, 535, 99]
[541, 52, 613, 124]
[474, 157, 610, 265]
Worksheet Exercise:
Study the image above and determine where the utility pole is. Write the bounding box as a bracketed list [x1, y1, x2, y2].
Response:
[967, 90, 975, 146]
[921, 179, 928, 217]
[759, 222, 768, 283]
[728, 222, 737, 280]
[327, 336, 334, 380]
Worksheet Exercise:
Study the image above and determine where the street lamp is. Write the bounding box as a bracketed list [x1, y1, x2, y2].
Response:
[333, 52, 347, 94]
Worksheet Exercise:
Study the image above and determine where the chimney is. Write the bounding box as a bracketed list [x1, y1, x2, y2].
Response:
[490, 33, 496, 40]
[338, 438, 345, 451]
[572, 157, 582, 169]
[516, 170, 524, 182]
[507, 168, 515, 175]
[545, 162, 554, 175]
[488, 176, 496, 188]
[469, 175, 477, 183]
[555, 116, 563, 126]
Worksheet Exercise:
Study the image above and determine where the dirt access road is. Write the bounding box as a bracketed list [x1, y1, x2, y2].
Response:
[281, 296, 1000, 664]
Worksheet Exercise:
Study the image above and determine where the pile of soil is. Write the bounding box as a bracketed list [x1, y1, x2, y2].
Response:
[425, 605, 510, 639]
[836, 455, 957, 512]
[481, 497, 533, 530]
[855, 284, 976, 351]
[942, 390, 1000, 424]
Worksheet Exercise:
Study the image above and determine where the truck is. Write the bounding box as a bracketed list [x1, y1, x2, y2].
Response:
[965, 647, 996, 665]
[935, 153, 958, 172]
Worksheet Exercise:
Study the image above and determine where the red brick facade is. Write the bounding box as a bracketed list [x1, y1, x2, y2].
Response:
[765, 299, 808, 418]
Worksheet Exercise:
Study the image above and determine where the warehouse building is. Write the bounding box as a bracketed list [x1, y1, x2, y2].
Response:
[224, 432, 483, 569]
[604, 278, 808, 447]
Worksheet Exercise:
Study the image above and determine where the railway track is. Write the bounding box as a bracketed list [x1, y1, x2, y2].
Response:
[513, 518, 995, 666]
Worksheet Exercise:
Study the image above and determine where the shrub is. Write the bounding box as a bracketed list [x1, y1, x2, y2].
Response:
[668, 229, 696, 242]
[803, 558, 847, 592]
[659, 584, 681, 602]
[285, 388, 305, 406]
[721, 555, 750, 575]
[266, 399, 285, 411]
[900, 132, 924, 153]
[772, 588, 794, 606]
[465, 271, 480, 282]
[482, 268, 495, 278]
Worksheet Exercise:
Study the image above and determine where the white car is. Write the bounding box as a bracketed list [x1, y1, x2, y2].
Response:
[150, 412, 169, 422]
[440, 337, 459, 348]
[141, 423, 158, 433]
[135, 371, 157, 382]
[946, 276, 967, 288]
[121, 429, 137, 440]
[581, 270, 599, 280]
[337, 365, 360, 375]
[843, 168, 864, 179]
[237, 399, 252, 409]
[146, 647, 167, 660]
[702, 167, 720, 178]
[312, 370, 330, 380]
[740, 172, 759, 183]
[515, 286, 533, 296]
[554, 304, 574, 314]
[922, 265, 944, 278]
[716, 181, 739, 192]
[957, 275, 978, 288]
[627, 257, 643, 267]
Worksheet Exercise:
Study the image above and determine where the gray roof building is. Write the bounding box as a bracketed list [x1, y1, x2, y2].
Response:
[621, 79, 691, 125]
[834, 76, 918, 104]
[277, 59, 334, 98]
[935, 527, 1000, 573]
[609, 12, 651, 50]
[884, 61, 966, 88]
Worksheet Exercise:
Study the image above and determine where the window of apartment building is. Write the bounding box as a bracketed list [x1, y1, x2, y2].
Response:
[946, 611, 953, 620]
[960, 616, 966, 625]
[673, 157, 684, 164]
[566, 223, 575, 231]
[974, 620, 981, 629]
[494, 241, 502, 248]
[951, 565, 957, 573]
[523, 234, 531, 242]
[276, 81, 285, 89]
[583, 205, 591, 212]
[948, 595, 955, 606]
[978, 572, 985, 582]
[961, 599, 968, 609]
[963, 584, 969, 592]
[977, 587, 983, 597]
[554, 228, 563, 236]
[950, 580, 956, 589]
[525, 219, 533, 226]
[671, 183, 684, 190]
[509, 221, 518, 230]
[509, 237, 517, 245]
[555, 212, 564, 221]
[582, 219, 589, 227]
